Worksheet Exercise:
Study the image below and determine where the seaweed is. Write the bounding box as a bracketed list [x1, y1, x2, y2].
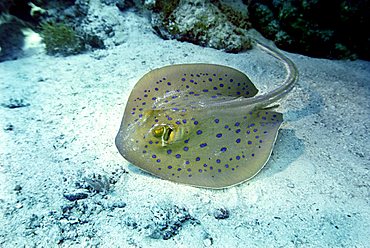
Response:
[150, 0, 252, 53]
[40, 22, 85, 56]
[153, 0, 180, 19]
[211, 0, 251, 29]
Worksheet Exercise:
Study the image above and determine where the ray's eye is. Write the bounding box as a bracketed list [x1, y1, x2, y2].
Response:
[152, 126, 165, 138]
[152, 125, 174, 146]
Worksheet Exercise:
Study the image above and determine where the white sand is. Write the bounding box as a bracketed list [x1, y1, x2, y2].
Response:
[1, 10, 369, 248]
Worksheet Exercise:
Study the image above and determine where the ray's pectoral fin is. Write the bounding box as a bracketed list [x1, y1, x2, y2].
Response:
[247, 110, 283, 171]
[186, 109, 284, 188]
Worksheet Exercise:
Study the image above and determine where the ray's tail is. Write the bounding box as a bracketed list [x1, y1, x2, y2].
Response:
[212, 39, 299, 111]
[254, 40, 299, 108]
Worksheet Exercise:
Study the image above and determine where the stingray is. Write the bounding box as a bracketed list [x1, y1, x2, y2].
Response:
[115, 41, 298, 189]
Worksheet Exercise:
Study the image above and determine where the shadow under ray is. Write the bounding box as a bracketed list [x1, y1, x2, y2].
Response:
[257, 128, 305, 179]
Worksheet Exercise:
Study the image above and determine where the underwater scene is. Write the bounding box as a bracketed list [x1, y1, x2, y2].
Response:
[1, 0, 369, 247]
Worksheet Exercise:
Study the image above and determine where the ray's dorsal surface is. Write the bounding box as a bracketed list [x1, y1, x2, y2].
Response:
[115, 40, 298, 188]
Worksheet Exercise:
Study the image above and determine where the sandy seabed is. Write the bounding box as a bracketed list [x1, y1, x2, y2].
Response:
[1, 10, 369, 248]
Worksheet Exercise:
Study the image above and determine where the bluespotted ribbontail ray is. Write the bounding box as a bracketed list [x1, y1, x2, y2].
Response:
[115, 40, 298, 189]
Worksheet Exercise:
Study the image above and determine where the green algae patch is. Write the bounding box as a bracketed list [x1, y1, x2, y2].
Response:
[41, 22, 85, 56]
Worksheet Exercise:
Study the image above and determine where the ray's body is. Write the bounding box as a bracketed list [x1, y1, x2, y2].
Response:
[115, 40, 298, 188]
